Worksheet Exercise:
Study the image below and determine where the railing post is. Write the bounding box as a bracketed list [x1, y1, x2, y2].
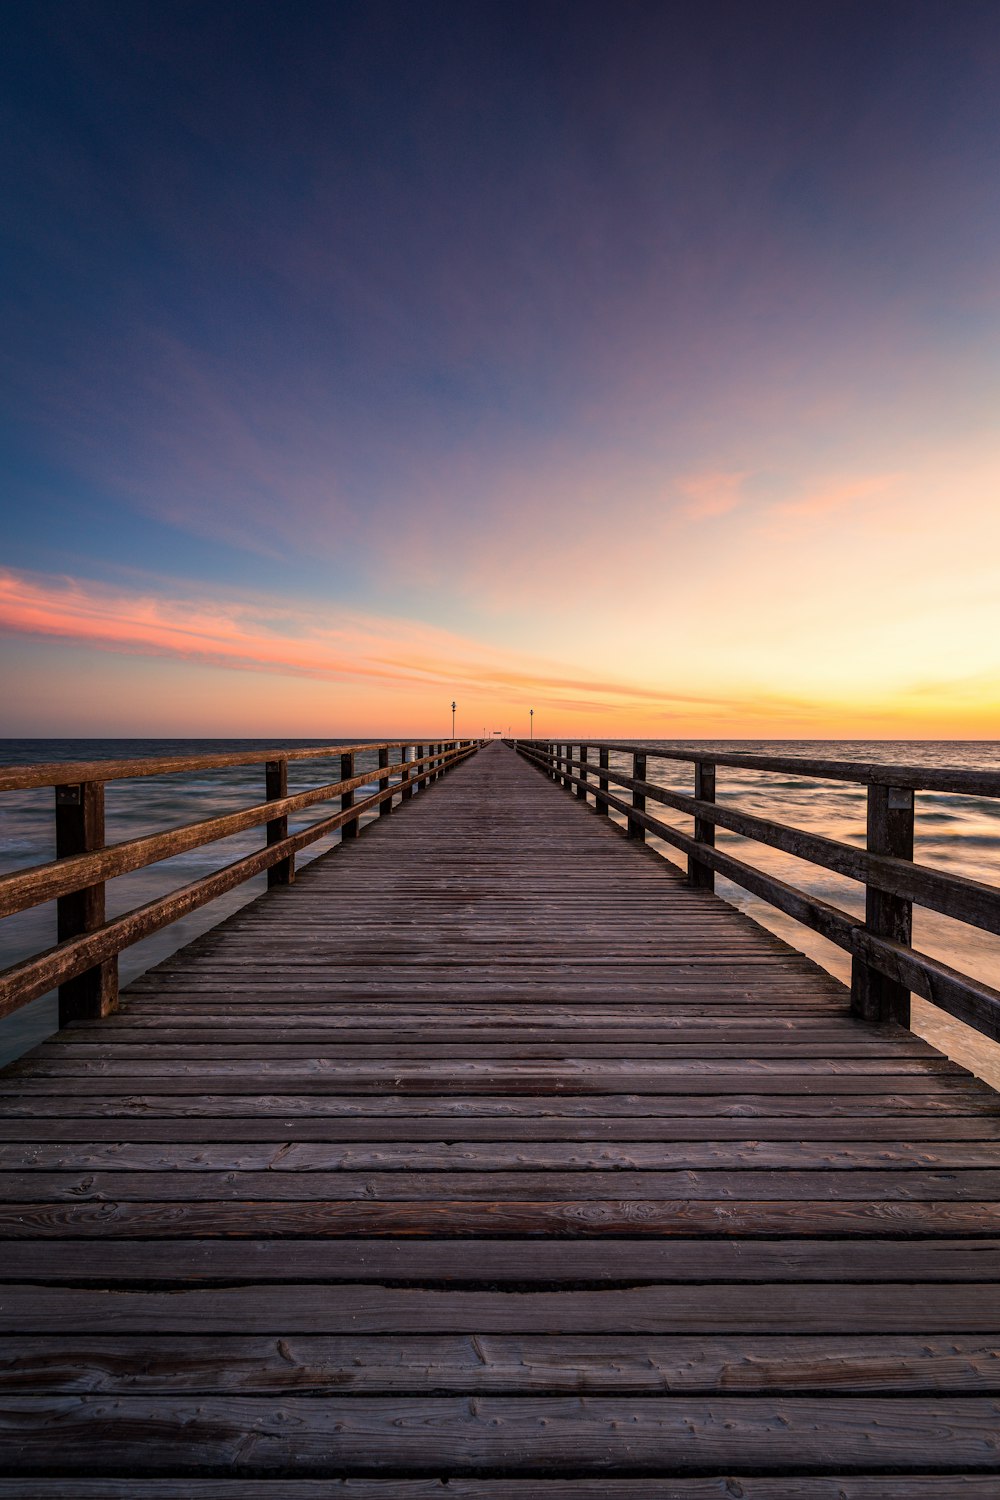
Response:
[340, 751, 357, 840]
[851, 784, 914, 1026]
[562, 743, 572, 791]
[379, 746, 392, 815]
[688, 761, 716, 890]
[400, 745, 412, 801]
[415, 745, 424, 792]
[597, 748, 610, 814]
[55, 781, 118, 1025]
[265, 758, 294, 887]
[577, 744, 589, 801]
[628, 750, 646, 839]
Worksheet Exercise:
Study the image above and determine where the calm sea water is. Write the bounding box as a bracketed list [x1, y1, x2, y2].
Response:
[2, 738, 999, 1089]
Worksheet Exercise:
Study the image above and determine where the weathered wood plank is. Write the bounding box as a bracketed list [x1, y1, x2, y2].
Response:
[2, 1237, 995, 1282]
[3, 1114, 998, 1142]
[1, 1333, 997, 1394]
[2, 1199, 999, 1236]
[4, 1139, 996, 1171]
[0, 1481, 998, 1499]
[1, 1395, 999, 1472]
[2, 1167, 998, 1202]
[2, 1090, 994, 1117]
[1, 1283, 998, 1334]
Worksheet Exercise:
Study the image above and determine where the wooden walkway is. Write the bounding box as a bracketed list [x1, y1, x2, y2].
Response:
[1, 740, 999, 1493]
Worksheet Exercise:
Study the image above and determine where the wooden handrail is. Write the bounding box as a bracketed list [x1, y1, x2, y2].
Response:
[0, 739, 436, 793]
[513, 738, 1000, 1045]
[544, 750, 1000, 938]
[0, 740, 482, 1025]
[560, 740, 1000, 796]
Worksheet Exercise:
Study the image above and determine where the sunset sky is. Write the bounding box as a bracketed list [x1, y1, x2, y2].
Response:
[2, 0, 999, 739]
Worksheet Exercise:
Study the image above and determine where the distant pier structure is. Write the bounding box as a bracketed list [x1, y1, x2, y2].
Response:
[0, 736, 998, 1490]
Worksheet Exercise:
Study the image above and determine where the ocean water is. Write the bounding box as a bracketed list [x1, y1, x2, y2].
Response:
[1, 737, 999, 1090]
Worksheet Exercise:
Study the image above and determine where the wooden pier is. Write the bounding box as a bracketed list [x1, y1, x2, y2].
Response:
[1, 739, 999, 1492]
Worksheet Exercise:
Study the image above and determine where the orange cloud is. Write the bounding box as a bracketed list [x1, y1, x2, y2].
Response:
[675, 470, 748, 519]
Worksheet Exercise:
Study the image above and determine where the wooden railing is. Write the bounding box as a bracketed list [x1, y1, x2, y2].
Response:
[0, 739, 482, 1025]
[513, 738, 1000, 1045]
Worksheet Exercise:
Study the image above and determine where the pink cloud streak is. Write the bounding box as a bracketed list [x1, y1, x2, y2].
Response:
[0, 567, 739, 714]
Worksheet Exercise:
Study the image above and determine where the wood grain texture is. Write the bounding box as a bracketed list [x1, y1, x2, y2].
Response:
[1, 741, 998, 1488]
[0, 1481, 997, 1499]
[0, 1482, 998, 1500]
[2, 1395, 1000, 1472]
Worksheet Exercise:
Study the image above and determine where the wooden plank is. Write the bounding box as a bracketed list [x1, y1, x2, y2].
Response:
[1, 1333, 997, 1395]
[0, 1482, 997, 1500]
[1, 1395, 999, 1472]
[2, 1236, 996, 1283]
[3, 1282, 999, 1335]
[3, 1114, 998, 1142]
[2, 1168, 999, 1203]
[9, 1055, 968, 1077]
[2, 1200, 999, 1236]
[4, 1139, 997, 1171]
[2, 1091, 994, 1117]
[35, 1038, 946, 1058]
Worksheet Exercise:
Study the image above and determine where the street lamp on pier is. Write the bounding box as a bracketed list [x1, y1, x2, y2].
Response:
[530, 708, 534, 739]
[451, 700, 456, 738]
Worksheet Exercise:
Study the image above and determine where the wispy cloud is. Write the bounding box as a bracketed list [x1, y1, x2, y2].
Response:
[774, 472, 904, 519]
[675, 470, 749, 520]
[0, 566, 838, 727]
[0, 567, 694, 711]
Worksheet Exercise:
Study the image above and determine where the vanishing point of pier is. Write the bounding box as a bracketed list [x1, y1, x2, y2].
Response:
[0, 739, 998, 1492]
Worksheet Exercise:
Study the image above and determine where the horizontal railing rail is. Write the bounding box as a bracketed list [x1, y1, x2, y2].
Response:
[0, 739, 482, 1025]
[513, 738, 1000, 1046]
[0, 741, 427, 792]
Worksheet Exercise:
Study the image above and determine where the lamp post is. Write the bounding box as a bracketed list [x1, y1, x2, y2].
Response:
[530, 708, 534, 740]
[451, 700, 456, 739]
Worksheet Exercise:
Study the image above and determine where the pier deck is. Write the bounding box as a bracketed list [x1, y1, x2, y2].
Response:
[1, 741, 998, 1492]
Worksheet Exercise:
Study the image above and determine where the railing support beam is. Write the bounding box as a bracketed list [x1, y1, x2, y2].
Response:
[851, 784, 914, 1026]
[688, 761, 716, 890]
[55, 782, 118, 1025]
[266, 759, 295, 887]
[628, 751, 646, 839]
[340, 752, 357, 840]
[597, 748, 610, 814]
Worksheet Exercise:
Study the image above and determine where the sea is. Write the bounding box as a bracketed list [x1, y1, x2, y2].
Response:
[1, 738, 999, 1091]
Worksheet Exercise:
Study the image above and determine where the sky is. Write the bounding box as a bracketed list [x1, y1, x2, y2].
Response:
[2, 0, 999, 739]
